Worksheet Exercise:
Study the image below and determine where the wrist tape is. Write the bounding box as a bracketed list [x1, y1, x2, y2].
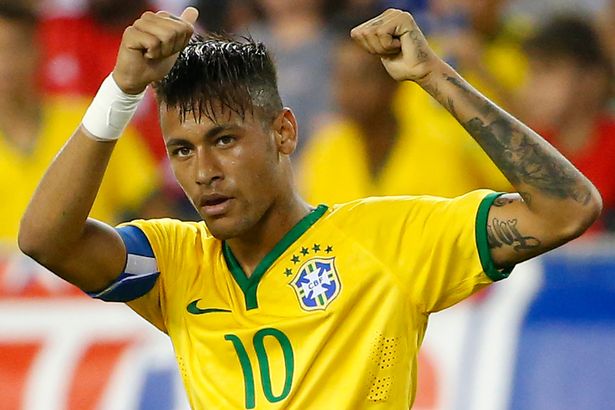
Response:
[82, 74, 146, 141]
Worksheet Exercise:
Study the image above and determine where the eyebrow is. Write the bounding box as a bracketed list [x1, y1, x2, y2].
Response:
[165, 124, 240, 148]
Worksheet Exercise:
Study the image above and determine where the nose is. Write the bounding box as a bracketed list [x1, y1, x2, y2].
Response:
[195, 147, 223, 186]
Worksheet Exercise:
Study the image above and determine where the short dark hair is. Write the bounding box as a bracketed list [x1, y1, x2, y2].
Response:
[525, 15, 611, 72]
[0, 1, 38, 27]
[154, 33, 283, 125]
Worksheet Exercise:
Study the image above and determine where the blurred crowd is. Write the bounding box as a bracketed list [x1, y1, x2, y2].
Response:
[2, 0, 615, 253]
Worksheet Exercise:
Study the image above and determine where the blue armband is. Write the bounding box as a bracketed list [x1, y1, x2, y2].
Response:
[87, 225, 160, 302]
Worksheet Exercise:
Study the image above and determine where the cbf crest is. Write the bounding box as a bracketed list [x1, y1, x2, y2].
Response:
[289, 257, 341, 311]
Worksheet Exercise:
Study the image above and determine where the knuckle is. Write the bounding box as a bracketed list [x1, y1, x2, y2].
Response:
[160, 31, 175, 43]
[132, 19, 148, 31]
[122, 26, 138, 40]
[147, 37, 162, 49]
[401, 11, 414, 21]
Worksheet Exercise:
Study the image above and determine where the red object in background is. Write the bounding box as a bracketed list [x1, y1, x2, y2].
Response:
[542, 116, 615, 233]
[67, 340, 134, 410]
[0, 343, 42, 410]
[415, 351, 439, 408]
[38, 15, 166, 160]
[0, 257, 85, 299]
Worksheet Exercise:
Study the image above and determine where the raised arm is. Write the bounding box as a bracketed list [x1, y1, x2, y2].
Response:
[18, 8, 198, 292]
[351, 9, 602, 268]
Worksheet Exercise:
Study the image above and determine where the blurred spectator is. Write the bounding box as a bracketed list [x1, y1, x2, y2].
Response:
[38, 0, 167, 159]
[509, 0, 608, 21]
[0, 2, 161, 245]
[428, 0, 528, 109]
[598, 0, 615, 106]
[248, 0, 335, 156]
[192, 0, 257, 32]
[517, 15, 615, 232]
[298, 38, 507, 205]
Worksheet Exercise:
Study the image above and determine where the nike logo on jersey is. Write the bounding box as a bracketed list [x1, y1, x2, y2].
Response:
[186, 299, 231, 315]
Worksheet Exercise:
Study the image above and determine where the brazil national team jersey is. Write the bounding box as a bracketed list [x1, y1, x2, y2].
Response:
[122, 190, 511, 409]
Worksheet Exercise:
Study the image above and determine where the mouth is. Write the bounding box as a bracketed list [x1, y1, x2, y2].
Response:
[198, 194, 233, 217]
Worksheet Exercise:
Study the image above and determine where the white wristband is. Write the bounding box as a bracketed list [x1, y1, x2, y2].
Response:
[82, 74, 146, 141]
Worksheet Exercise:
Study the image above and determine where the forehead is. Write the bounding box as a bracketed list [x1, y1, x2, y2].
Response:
[159, 104, 264, 140]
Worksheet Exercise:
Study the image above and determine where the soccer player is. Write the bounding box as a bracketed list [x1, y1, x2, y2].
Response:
[19, 7, 601, 409]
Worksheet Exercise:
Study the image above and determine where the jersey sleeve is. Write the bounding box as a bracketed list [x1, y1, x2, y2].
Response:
[86, 225, 160, 303]
[123, 218, 196, 333]
[90, 218, 193, 333]
[352, 190, 513, 314]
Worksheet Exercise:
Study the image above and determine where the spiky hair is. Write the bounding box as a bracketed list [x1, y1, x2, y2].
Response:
[154, 33, 283, 124]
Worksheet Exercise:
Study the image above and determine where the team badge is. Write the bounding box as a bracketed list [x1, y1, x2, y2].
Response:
[289, 257, 341, 311]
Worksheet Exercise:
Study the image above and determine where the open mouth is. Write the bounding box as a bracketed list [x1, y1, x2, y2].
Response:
[199, 195, 233, 216]
[203, 197, 228, 207]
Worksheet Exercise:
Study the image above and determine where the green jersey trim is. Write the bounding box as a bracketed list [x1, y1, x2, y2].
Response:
[223, 204, 329, 310]
[475, 192, 514, 282]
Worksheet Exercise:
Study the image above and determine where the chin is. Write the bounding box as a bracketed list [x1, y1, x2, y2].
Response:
[202, 216, 246, 241]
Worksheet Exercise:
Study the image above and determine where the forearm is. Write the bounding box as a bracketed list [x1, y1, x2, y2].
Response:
[19, 128, 116, 262]
[416, 62, 601, 222]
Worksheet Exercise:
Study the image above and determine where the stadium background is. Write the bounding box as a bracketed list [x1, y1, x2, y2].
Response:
[1, 0, 614, 409]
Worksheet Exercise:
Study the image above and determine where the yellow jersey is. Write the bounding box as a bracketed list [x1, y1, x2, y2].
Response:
[123, 190, 511, 409]
[0, 97, 158, 243]
[299, 83, 511, 205]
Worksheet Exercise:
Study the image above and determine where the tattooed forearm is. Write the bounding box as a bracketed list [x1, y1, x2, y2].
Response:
[487, 217, 541, 252]
[442, 74, 593, 205]
[409, 30, 429, 62]
[464, 116, 592, 204]
[421, 81, 456, 115]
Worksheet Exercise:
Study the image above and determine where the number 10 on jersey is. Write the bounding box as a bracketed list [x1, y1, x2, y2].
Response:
[225, 328, 294, 408]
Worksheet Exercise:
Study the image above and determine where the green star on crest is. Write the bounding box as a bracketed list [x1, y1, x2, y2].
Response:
[312, 244, 321, 252]
[284, 268, 293, 277]
[291, 255, 300, 264]
[300, 247, 309, 256]
[325, 245, 333, 253]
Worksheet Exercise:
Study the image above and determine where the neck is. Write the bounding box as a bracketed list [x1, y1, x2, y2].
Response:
[226, 190, 311, 277]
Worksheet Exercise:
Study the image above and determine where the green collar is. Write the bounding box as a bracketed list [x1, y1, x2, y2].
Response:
[222, 205, 328, 310]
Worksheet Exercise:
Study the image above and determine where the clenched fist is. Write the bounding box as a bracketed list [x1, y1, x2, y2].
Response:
[350, 9, 441, 82]
[112, 7, 199, 95]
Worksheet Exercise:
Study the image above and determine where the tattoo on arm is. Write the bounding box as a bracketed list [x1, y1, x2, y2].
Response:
[487, 217, 541, 252]
[409, 30, 428, 62]
[442, 75, 592, 206]
[492, 197, 515, 207]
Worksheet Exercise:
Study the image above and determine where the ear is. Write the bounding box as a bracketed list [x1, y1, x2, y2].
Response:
[272, 108, 298, 156]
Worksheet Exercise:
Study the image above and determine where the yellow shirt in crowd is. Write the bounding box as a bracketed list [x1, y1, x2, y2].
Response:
[299, 83, 510, 205]
[0, 97, 159, 243]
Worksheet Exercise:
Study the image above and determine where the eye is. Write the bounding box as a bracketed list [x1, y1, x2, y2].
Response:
[216, 135, 236, 146]
[171, 146, 193, 158]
